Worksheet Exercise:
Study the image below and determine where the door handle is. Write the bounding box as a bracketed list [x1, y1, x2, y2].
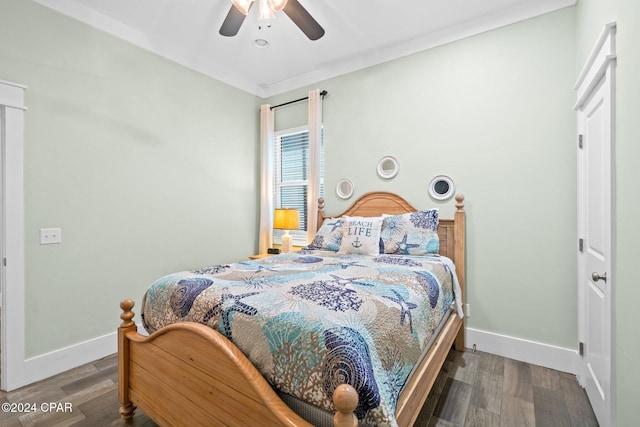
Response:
[592, 272, 607, 283]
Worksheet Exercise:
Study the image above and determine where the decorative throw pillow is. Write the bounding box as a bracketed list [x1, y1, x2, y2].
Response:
[380, 209, 439, 255]
[306, 217, 344, 251]
[338, 216, 383, 256]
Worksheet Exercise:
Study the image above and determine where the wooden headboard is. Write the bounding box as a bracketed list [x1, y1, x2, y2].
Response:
[317, 191, 466, 310]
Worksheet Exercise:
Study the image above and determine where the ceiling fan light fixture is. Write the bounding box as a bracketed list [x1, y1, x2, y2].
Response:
[231, 0, 253, 15]
[257, 0, 275, 21]
[269, 0, 288, 12]
[221, 0, 324, 41]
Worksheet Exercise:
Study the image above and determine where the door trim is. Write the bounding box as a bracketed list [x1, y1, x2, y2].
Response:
[0, 79, 27, 391]
[574, 22, 617, 109]
[574, 22, 616, 427]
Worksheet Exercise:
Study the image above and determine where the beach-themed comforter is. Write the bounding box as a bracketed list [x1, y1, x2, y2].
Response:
[141, 250, 463, 426]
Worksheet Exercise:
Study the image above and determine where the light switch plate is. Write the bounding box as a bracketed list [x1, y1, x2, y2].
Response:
[40, 228, 62, 244]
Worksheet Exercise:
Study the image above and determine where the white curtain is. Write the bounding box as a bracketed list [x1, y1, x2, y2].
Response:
[307, 88, 322, 243]
[258, 104, 275, 254]
[258, 89, 323, 252]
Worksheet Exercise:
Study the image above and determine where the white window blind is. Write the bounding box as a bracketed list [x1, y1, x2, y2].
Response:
[274, 126, 323, 244]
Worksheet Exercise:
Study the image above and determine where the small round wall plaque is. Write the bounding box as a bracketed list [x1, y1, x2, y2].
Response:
[429, 175, 455, 200]
[336, 178, 354, 199]
[377, 156, 399, 179]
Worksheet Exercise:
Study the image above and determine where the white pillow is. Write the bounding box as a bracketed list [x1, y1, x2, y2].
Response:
[338, 216, 383, 256]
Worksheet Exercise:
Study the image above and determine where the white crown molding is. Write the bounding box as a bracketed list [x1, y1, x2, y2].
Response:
[33, 0, 575, 98]
[262, 0, 576, 97]
[31, 0, 264, 95]
[32, 0, 149, 48]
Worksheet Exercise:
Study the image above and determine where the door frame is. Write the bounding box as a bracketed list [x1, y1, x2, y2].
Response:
[0, 79, 27, 391]
[574, 22, 616, 427]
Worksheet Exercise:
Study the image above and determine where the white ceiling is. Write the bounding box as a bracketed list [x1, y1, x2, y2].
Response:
[33, 0, 574, 98]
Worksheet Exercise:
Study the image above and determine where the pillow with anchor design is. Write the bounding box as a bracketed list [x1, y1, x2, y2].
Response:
[380, 209, 439, 255]
[338, 216, 384, 256]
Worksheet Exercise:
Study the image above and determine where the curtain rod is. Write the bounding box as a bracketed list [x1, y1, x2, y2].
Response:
[270, 90, 327, 110]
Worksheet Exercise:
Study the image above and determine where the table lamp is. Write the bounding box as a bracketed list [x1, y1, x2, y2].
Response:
[273, 208, 300, 253]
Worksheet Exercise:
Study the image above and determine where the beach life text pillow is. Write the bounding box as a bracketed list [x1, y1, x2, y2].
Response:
[338, 216, 383, 256]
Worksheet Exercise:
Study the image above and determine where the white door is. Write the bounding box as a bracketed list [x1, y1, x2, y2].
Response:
[0, 79, 27, 391]
[579, 77, 613, 427]
[575, 23, 616, 427]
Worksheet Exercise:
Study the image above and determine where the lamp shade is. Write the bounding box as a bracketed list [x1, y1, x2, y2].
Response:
[273, 208, 300, 230]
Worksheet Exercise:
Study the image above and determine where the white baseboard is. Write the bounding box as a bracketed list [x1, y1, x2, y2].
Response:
[466, 327, 579, 374]
[14, 322, 149, 389]
[19, 331, 117, 387]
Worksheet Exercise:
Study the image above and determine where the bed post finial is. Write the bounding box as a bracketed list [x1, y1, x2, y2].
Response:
[120, 299, 135, 328]
[455, 194, 465, 211]
[333, 384, 359, 427]
[317, 197, 326, 231]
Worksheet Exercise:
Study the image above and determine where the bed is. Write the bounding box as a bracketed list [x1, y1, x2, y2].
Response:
[118, 191, 466, 426]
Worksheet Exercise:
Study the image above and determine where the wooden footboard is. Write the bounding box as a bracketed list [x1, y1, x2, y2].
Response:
[119, 300, 358, 427]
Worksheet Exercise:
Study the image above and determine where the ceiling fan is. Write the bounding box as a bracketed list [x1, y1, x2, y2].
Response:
[219, 0, 325, 40]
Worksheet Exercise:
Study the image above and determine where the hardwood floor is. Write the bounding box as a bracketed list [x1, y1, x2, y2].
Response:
[417, 350, 598, 427]
[0, 349, 597, 427]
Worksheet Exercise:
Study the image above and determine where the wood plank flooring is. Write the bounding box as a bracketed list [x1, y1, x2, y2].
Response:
[417, 350, 598, 427]
[0, 349, 598, 426]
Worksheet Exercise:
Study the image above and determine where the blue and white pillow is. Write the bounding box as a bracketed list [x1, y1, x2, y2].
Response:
[380, 209, 439, 255]
[306, 217, 344, 251]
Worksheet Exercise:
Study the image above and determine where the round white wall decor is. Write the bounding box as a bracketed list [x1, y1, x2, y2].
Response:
[336, 178, 354, 199]
[429, 175, 455, 200]
[377, 156, 399, 179]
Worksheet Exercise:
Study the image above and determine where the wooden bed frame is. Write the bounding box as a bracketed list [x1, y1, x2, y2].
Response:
[118, 191, 466, 427]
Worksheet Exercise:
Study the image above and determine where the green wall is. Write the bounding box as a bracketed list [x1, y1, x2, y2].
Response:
[269, 8, 578, 349]
[614, 0, 640, 419]
[615, 2, 640, 424]
[0, 0, 260, 357]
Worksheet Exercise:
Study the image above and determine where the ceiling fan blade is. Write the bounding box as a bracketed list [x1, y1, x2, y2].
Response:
[283, 0, 325, 41]
[219, 5, 247, 37]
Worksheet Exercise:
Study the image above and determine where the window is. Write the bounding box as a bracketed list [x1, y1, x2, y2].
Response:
[273, 126, 324, 245]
